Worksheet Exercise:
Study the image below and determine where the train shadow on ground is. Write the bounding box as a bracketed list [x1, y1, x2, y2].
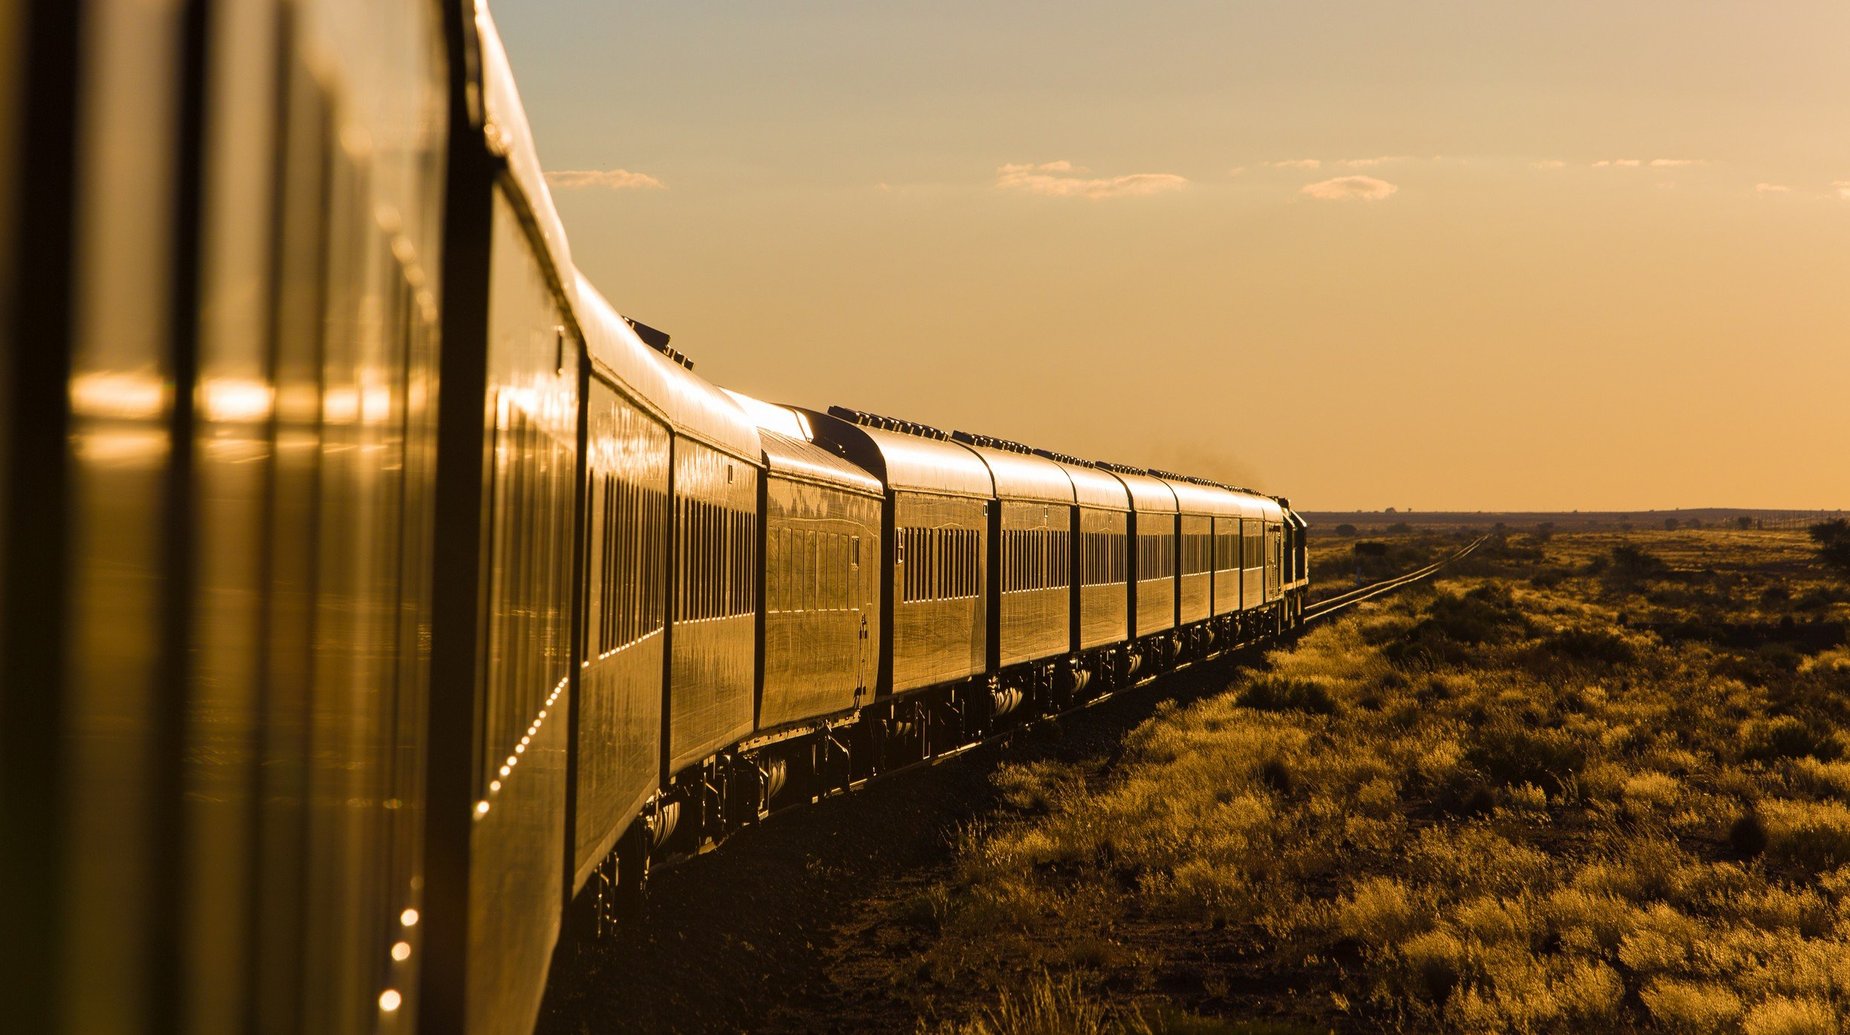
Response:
[534, 647, 1274, 1035]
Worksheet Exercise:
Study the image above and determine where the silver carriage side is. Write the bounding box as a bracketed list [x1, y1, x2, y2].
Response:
[801, 408, 993, 697]
[572, 275, 675, 896]
[725, 391, 884, 734]
[1100, 466, 1180, 650]
[951, 434, 1076, 675]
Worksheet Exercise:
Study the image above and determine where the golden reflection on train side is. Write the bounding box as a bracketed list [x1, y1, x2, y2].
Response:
[62, 0, 185, 1028]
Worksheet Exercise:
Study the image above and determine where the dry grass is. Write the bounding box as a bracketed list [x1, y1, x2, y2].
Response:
[901, 530, 1850, 1032]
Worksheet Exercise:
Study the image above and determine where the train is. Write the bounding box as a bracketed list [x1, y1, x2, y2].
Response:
[0, 1, 1309, 1033]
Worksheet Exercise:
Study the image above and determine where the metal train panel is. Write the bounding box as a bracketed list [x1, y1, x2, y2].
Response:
[0, 0, 12, 599]
[578, 274, 675, 426]
[1213, 516, 1241, 617]
[0, 1, 449, 1030]
[1108, 471, 1178, 637]
[475, 5, 572, 300]
[1256, 497, 1286, 604]
[1052, 461, 1130, 512]
[465, 192, 580, 1035]
[997, 499, 1071, 668]
[575, 377, 671, 892]
[666, 439, 759, 774]
[759, 474, 882, 730]
[53, 3, 188, 1023]
[1177, 514, 1212, 624]
[890, 492, 988, 694]
[1078, 508, 1130, 649]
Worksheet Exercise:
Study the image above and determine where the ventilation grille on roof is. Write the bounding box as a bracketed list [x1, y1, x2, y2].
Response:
[951, 430, 1033, 455]
[1031, 448, 1098, 468]
[623, 316, 694, 370]
[1095, 461, 1154, 476]
[826, 406, 951, 441]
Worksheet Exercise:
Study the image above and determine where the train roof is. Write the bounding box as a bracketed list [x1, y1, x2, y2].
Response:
[574, 273, 758, 461]
[1027, 449, 1130, 510]
[1154, 475, 1245, 518]
[576, 273, 675, 421]
[1096, 465, 1179, 514]
[800, 407, 994, 499]
[949, 433, 1075, 505]
[475, 6, 573, 295]
[722, 391, 883, 495]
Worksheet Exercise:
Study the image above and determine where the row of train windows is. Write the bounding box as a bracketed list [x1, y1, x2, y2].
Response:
[1214, 531, 1268, 570]
[1136, 532, 1175, 583]
[595, 474, 668, 654]
[1081, 531, 1127, 586]
[767, 528, 861, 613]
[898, 526, 979, 603]
[1001, 529, 1070, 593]
[488, 403, 575, 780]
[1181, 532, 1213, 576]
[675, 499, 756, 621]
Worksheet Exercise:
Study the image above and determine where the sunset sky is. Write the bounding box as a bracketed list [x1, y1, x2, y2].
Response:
[496, 1, 1850, 511]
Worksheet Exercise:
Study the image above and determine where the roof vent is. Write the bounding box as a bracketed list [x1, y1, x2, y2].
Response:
[1095, 461, 1152, 476]
[1030, 448, 1098, 469]
[826, 406, 951, 441]
[951, 430, 1033, 455]
[623, 316, 694, 370]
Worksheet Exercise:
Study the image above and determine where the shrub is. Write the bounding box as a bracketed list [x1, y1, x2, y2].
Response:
[1741, 716, 1841, 763]
[1465, 722, 1588, 796]
[1642, 979, 1744, 1031]
[1741, 996, 1839, 1035]
[1605, 544, 1668, 588]
[1386, 586, 1531, 666]
[922, 972, 1115, 1035]
[1334, 523, 1357, 537]
[1538, 627, 1636, 666]
[1235, 677, 1336, 716]
[1396, 929, 1469, 1003]
[1336, 877, 1426, 944]
[1761, 798, 1850, 874]
[1809, 519, 1850, 578]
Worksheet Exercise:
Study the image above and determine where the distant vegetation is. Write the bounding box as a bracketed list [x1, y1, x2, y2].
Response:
[904, 530, 1850, 1033]
[1812, 521, 1850, 579]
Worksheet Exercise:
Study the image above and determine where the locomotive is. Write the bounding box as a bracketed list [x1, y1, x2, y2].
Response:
[0, 1, 1308, 1033]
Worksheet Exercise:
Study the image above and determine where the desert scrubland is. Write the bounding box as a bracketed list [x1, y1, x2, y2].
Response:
[912, 530, 1850, 1034]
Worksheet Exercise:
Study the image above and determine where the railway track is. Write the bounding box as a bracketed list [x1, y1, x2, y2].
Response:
[1303, 536, 1487, 622]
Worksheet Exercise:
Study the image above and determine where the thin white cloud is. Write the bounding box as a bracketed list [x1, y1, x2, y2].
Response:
[1649, 158, 1704, 168]
[544, 169, 665, 190]
[1339, 156, 1408, 168]
[1229, 166, 1248, 176]
[1835, 181, 1850, 200]
[1533, 160, 1567, 170]
[995, 160, 1187, 200]
[1269, 158, 1322, 171]
[1756, 183, 1792, 194]
[1592, 159, 1644, 168]
[1301, 175, 1398, 202]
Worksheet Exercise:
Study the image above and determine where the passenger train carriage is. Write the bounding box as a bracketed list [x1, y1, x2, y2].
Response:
[0, 1, 1309, 1032]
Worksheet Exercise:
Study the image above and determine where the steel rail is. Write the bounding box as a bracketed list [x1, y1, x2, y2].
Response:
[1302, 536, 1486, 623]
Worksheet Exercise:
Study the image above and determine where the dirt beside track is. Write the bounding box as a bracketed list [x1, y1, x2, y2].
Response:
[535, 661, 1250, 1035]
